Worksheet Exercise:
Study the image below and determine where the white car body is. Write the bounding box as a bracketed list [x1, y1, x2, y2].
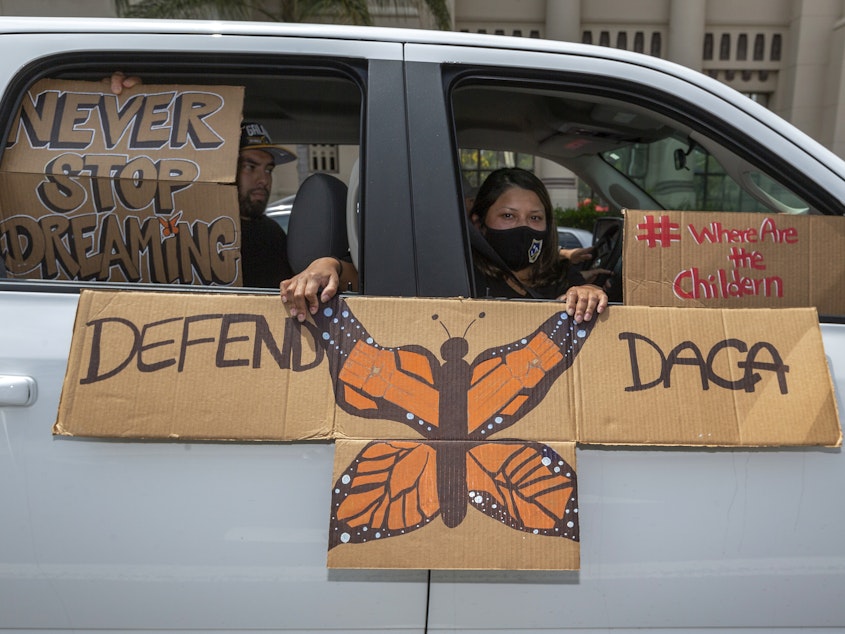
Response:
[1, 17, 844, 633]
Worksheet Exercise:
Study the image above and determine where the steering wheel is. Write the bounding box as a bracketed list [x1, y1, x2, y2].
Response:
[585, 218, 623, 302]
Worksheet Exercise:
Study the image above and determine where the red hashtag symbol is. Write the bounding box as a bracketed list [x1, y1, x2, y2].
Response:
[635, 214, 681, 248]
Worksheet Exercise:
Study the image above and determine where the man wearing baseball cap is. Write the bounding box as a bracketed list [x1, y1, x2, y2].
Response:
[109, 73, 299, 288]
[237, 121, 298, 287]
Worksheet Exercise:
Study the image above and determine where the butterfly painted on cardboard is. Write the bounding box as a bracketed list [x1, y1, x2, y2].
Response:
[306, 296, 594, 549]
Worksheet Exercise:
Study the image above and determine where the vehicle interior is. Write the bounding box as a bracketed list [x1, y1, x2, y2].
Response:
[0, 58, 833, 301]
[0, 63, 364, 288]
[448, 78, 826, 301]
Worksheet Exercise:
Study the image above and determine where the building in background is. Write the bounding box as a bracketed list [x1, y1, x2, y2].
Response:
[449, 0, 845, 208]
[2, 0, 844, 208]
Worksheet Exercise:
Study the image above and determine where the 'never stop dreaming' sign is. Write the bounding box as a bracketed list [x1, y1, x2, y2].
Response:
[0, 79, 245, 285]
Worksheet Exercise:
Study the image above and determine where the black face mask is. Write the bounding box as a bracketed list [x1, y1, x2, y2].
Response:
[483, 225, 546, 271]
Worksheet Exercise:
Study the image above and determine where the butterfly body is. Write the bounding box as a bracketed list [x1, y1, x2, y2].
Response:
[306, 297, 593, 548]
[433, 340, 473, 527]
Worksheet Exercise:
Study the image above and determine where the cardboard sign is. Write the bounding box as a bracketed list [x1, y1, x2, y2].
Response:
[53, 291, 842, 570]
[0, 79, 244, 285]
[623, 210, 845, 315]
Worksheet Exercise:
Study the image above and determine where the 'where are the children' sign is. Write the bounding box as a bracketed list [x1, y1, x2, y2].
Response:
[623, 210, 845, 315]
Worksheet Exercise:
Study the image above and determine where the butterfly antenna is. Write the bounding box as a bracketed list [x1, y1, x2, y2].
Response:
[461, 312, 485, 338]
[432, 313, 452, 338]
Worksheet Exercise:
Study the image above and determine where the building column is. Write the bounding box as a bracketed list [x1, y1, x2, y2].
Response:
[668, 0, 706, 70]
[779, 0, 844, 146]
[822, 14, 845, 156]
[545, 0, 580, 42]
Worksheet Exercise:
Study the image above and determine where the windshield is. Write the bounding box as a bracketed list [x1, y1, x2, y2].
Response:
[602, 137, 810, 213]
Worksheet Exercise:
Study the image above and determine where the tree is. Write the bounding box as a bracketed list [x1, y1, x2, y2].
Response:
[115, 0, 452, 30]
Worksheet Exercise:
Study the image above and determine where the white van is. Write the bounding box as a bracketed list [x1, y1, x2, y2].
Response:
[1, 17, 844, 633]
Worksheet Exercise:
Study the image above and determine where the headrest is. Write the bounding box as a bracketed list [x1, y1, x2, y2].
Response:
[286, 173, 349, 273]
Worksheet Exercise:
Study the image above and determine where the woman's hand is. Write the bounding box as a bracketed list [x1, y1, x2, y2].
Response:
[559, 284, 608, 323]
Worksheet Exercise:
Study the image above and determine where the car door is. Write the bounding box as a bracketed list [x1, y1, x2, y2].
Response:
[0, 23, 428, 633]
[402, 39, 845, 632]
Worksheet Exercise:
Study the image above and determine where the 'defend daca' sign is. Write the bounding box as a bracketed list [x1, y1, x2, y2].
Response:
[53, 291, 842, 570]
[0, 79, 244, 285]
[623, 210, 845, 315]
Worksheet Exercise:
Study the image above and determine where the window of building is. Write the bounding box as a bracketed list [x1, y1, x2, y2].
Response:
[616, 32, 627, 50]
[719, 34, 731, 60]
[771, 34, 782, 61]
[745, 92, 771, 107]
[650, 32, 662, 57]
[634, 31, 644, 53]
[309, 144, 340, 173]
[753, 34, 765, 61]
[459, 148, 535, 192]
[737, 33, 748, 60]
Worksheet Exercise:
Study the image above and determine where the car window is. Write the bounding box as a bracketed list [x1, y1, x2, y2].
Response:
[450, 79, 820, 218]
[446, 72, 845, 304]
[602, 136, 810, 213]
[0, 59, 363, 290]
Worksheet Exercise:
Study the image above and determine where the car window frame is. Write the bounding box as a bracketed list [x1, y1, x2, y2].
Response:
[0, 39, 413, 297]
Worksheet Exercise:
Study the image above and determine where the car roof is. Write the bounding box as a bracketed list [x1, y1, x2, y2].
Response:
[3, 15, 839, 178]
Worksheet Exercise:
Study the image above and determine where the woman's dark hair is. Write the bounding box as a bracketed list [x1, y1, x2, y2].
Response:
[470, 167, 564, 288]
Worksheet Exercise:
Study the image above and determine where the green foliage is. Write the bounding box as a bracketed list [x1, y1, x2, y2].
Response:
[554, 200, 621, 231]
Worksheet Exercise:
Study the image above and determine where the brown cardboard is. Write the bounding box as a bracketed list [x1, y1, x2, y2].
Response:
[623, 210, 845, 315]
[53, 290, 842, 569]
[3, 79, 243, 182]
[327, 439, 580, 570]
[55, 290, 840, 447]
[54, 291, 335, 441]
[0, 79, 245, 285]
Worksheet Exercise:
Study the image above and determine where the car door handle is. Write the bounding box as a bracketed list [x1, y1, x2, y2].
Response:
[0, 375, 37, 406]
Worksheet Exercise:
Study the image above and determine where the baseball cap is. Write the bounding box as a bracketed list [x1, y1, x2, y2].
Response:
[239, 121, 297, 165]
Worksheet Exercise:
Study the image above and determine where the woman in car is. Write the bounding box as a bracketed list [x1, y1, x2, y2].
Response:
[282, 167, 607, 324]
[468, 167, 607, 322]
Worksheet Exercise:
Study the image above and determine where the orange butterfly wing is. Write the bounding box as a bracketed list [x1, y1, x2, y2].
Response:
[311, 298, 442, 436]
[466, 311, 594, 439]
[465, 442, 578, 540]
[311, 299, 588, 545]
[329, 440, 440, 548]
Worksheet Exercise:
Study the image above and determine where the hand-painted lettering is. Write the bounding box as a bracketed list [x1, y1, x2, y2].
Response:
[78, 313, 324, 384]
[686, 217, 799, 246]
[673, 267, 783, 300]
[727, 246, 765, 270]
[8, 89, 225, 151]
[619, 332, 789, 393]
[688, 221, 759, 245]
[759, 216, 798, 244]
[39, 153, 198, 214]
[0, 212, 237, 284]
